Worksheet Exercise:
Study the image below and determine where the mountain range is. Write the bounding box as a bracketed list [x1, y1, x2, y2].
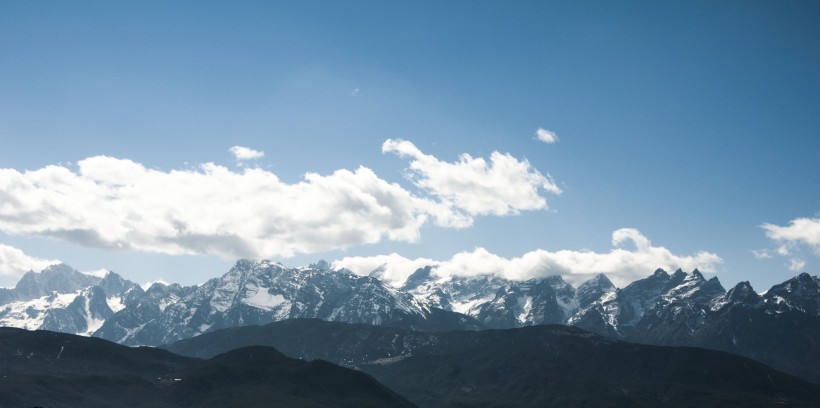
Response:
[1, 259, 819, 384]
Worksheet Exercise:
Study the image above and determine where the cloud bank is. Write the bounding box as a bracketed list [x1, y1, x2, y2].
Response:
[0, 140, 557, 259]
[334, 228, 723, 287]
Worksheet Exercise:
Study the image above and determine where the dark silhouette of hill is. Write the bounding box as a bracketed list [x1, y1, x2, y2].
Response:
[165, 318, 820, 408]
[0, 327, 416, 408]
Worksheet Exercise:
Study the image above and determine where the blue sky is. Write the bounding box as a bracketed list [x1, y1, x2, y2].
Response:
[1, 1, 819, 290]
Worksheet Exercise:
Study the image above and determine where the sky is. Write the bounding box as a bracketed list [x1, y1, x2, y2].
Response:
[1, 1, 819, 291]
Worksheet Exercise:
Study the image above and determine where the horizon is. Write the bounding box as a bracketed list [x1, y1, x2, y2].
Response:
[2, 1, 819, 293]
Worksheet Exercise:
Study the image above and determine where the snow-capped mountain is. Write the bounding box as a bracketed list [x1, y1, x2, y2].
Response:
[95, 259, 483, 346]
[93, 281, 196, 345]
[567, 268, 675, 337]
[0, 265, 143, 336]
[401, 268, 510, 316]
[401, 267, 616, 329]
[760, 272, 820, 316]
[3, 264, 102, 303]
[625, 272, 820, 384]
[625, 269, 726, 341]
[472, 276, 578, 328]
[2, 256, 819, 375]
[575, 273, 616, 309]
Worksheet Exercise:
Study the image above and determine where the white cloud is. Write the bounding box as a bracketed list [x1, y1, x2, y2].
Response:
[788, 258, 806, 272]
[383, 139, 561, 217]
[333, 253, 436, 287]
[761, 216, 820, 271]
[82, 268, 110, 278]
[535, 128, 559, 144]
[0, 243, 60, 284]
[141, 279, 170, 290]
[752, 249, 773, 259]
[0, 140, 555, 260]
[228, 146, 265, 161]
[335, 228, 723, 287]
[762, 217, 820, 254]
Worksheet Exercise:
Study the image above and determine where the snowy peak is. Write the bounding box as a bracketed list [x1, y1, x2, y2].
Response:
[661, 270, 725, 305]
[569, 268, 676, 337]
[580, 273, 615, 289]
[718, 281, 761, 308]
[472, 276, 580, 328]
[405, 271, 614, 329]
[14, 264, 101, 301]
[97, 260, 468, 346]
[761, 273, 820, 316]
[401, 266, 434, 291]
[576, 274, 615, 309]
[307, 259, 332, 272]
[98, 271, 141, 303]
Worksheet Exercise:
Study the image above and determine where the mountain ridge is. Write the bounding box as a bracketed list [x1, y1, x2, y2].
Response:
[164, 318, 820, 408]
[2, 259, 820, 384]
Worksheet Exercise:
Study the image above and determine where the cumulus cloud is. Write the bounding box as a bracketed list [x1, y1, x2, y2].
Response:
[0, 243, 60, 285]
[383, 139, 560, 217]
[0, 141, 556, 260]
[761, 216, 820, 271]
[762, 217, 820, 253]
[335, 228, 723, 288]
[535, 128, 559, 144]
[228, 146, 265, 161]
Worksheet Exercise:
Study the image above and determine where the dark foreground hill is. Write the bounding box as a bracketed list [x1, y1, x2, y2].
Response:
[165, 318, 820, 408]
[0, 327, 416, 408]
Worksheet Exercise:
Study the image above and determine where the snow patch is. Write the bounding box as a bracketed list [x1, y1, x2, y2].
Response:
[517, 296, 533, 324]
[106, 296, 125, 313]
[243, 285, 287, 311]
[0, 292, 79, 330]
[450, 294, 494, 316]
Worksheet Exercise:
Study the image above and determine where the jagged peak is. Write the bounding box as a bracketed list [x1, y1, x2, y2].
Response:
[579, 273, 615, 289]
[692, 269, 704, 280]
[258, 259, 286, 268]
[732, 280, 755, 292]
[652, 268, 669, 278]
[726, 281, 760, 304]
[41, 263, 77, 274]
[769, 272, 820, 294]
[99, 270, 125, 281]
[232, 258, 257, 270]
[231, 259, 286, 273]
[308, 259, 332, 272]
[544, 275, 567, 284]
[664, 269, 687, 290]
[401, 266, 434, 290]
